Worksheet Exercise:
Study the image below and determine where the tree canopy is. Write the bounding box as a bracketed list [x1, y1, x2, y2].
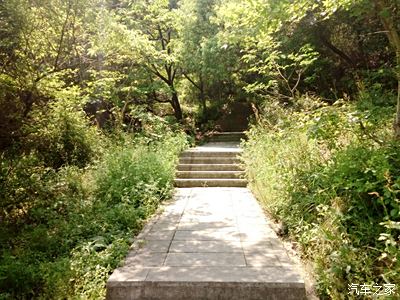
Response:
[1, 0, 400, 299]
[1, 0, 399, 135]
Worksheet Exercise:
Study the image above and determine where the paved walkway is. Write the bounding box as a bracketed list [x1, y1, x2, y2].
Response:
[107, 187, 305, 299]
[107, 141, 305, 299]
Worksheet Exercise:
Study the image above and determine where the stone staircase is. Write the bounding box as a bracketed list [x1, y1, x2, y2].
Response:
[106, 131, 307, 300]
[106, 188, 307, 300]
[174, 132, 247, 188]
[207, 132, 246, 143]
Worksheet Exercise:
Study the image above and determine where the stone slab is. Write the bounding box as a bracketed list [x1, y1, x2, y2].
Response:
[107, 185, 306, 300]
[244, 253, 283, 267]
[236, 216, 269, 225]
[144, 230, 175, 241]
[135, 240, 171, 253]
[125, 252, 167, 267]
[164, 253, 246, 267]
[239, 229, 278, 242]
[107, 281, 306, 300]
[173, 229, 241, 241]
[144, 266, 304, 284]
[177, 221, 234, 230]
[150, 221, 179, 231]
[107, 267, 150, 283]
[177, 163, 243, 172]
[175, 178, 247, 188]
[241, 240, 286, 252]
[179, 215, 237, 224]
[169, 240, 242, 253]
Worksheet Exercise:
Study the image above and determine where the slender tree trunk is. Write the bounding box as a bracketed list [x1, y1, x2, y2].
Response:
[200, 90, 206, 115]
[199, 77, 207, 117]
[395, 72, 400, 139]
[317, 29, 355, 67]
[149, 65, 183, 121]
[22, 91, 34, 117]
[183, 73, 207, 118]
[171, 89, 183, 121]
[375, 0, 400, 138]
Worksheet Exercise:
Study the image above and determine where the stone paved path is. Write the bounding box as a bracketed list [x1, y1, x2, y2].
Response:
[107, 186, 306, 299]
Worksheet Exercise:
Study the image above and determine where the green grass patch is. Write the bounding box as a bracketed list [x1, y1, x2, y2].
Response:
[0, 129, 188, 299]
[242, 94, 400, 299]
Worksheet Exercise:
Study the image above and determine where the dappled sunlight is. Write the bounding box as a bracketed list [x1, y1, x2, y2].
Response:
[107, 186, 304, 299]
[2, 0, 399, 298]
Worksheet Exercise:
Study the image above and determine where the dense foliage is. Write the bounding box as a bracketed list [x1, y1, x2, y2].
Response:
[1, 0, 399, 298]
[1, 117, 187, 298]
[234, 0, 400, 298]
[242, 93, 399, 298]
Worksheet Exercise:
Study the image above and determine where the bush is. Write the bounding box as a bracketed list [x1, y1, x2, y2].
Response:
[0, 126, 188, 299]
[242, 94, 400, 299]
[95, 142, 179, 208]
[24, 91, 100, 169]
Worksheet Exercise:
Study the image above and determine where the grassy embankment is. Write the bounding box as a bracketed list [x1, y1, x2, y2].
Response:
[242, 91, 400, 299]
[0, 105, 188, 299]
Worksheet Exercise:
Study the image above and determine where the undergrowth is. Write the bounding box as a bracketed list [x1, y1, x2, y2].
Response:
[242, 91, 400, 299]
[0, 106, 188, 299]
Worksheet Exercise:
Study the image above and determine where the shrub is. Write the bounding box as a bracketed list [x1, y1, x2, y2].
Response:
[242, 94, 400, 299]
[0, 127, 188, 299]
[24, 92, 100, 169]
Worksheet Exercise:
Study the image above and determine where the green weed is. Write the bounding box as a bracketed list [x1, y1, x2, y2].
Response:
[0, 125, 187, 299]
[242, 94, 400, 299]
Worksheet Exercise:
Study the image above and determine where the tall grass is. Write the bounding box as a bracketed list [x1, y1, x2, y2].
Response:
[242, 94, 400, 299]
[0, 115, 188, 299]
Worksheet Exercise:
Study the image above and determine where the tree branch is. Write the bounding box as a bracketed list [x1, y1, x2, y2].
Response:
[358, 119, 383, 145]
[318, 33, 355, 67]
[171, 67, 177, 82]
[157, 25, 166, 51]
[183, 72, 201, 90]
[54, 0, 72, 71]
[276, 65, 294, 97]
[291, 69, 303, 95]
[165, 64, 172, 81]
[149, 64, 170, 84]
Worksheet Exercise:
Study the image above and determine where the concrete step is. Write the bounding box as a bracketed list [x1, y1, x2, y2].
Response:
[176, 171, 245, 179]
[208, 137, 244, 143]
[211, 132, 246, 137]
[179, 157, 241, 165]
[208, 132, 246, 142]
[108, 274, 306, 300]
[106, 188, 306, 300]
[177, 164, 243, 172]
[174, 178, 247, 187]
[180, 150, 241, 158]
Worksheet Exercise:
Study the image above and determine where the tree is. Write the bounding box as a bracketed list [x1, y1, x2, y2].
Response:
[286, 0, 400, 138]
[178, 0, 218, 116]
[119, 0, 184, 120]
[0, 0, 91, 148]
[374, 0, 400, 138]
[215, 0, 400, 139]
[214, 0, 319, 103]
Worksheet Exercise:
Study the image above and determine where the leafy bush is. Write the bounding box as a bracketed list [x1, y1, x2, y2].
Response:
[0, 127, 188, 299]
[24, 88, 100, 169]
[242, 93, 400, 299]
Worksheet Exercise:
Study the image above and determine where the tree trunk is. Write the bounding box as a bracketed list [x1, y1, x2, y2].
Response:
[199, 77, 207, 117]
[22, 91, 34, 117]
[200, 90, 206, 115]
[149, 65, 183, 121]
[375, 0, 400, 138]
[183, 73, 207, 118]
[395, 74, 400, 139]
[171, 90, 183, 121]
